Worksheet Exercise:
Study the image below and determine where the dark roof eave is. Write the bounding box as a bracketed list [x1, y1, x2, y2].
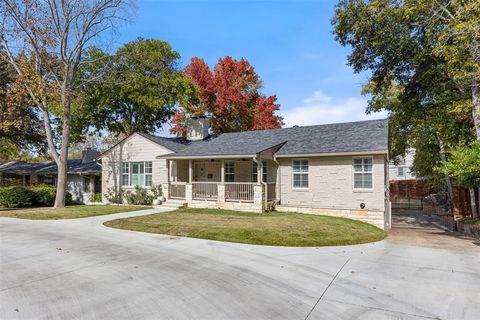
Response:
[157, 154, 258, 160]
[274, 150, 389, 158]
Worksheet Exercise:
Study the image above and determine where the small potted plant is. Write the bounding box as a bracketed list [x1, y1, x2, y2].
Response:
[151, 184, 164, 205]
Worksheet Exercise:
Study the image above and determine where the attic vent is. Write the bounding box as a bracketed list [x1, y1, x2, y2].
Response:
[186, 117, 210, 141]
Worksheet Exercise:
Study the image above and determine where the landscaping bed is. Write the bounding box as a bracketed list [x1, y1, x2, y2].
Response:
[0, 205, 151, 220]
[104, 208, 387, 246]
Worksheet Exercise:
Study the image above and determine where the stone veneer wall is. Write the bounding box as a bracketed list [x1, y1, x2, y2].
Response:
[276, 205, 385, 229]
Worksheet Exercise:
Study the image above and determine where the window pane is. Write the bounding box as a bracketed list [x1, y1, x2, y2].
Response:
[354, 173, 363, 189]
[145, 162, 152, 174]
[122, 175, 129, 186]
[363, 173, 373, 188]
[131, 174, 142, 186]
[353, 164, 363, 172]
[145, 175, 152, 187]
[132, 163, 139, 174]
[353, 158, 363, 165]
[363, 158, 372, 165]
[122, 163, 129, 174]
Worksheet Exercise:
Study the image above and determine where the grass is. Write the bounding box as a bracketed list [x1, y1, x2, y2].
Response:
[104, 208, 387, 247]
[458, 217, 480, 225]
[0, 205, 151, 220]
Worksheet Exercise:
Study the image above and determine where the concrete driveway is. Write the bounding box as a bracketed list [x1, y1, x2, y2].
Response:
[1, 208, 479, 320]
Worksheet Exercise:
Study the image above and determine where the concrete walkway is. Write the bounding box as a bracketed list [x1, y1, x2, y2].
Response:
[1, 208, 479, 320]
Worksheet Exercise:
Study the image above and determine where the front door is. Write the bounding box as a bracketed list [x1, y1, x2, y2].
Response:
[194, 161, 221, 182]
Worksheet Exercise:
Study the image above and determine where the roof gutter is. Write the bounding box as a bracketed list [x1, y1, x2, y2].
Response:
[273, 155, 280, 206]
[274, 150, 388, 158]
[157, 154, 257, 160]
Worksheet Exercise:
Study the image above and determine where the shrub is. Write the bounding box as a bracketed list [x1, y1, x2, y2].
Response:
[105, 187, 123, 204]
[0, 185, 73, 208]
[126, 186, 154, 205]
[89, 193, 102, 203]
[457, 217, 480, 225]
[0, 186, 36, 208]
[151, 184, 163, 198]
[29, 184, 56, 206]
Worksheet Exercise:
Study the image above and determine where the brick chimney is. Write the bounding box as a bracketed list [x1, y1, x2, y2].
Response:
[186, 117, 210, 141]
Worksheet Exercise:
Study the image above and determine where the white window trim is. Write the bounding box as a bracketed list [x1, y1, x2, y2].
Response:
[352, 156, 374, 191]
[224, 160, 235, 182]
[121, 161, 153, 187]
[292, 159, 309, 190]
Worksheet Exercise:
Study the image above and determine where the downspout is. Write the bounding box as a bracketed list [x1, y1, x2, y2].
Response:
[253, 155, 267, 212]
[273, 155, 280, 206]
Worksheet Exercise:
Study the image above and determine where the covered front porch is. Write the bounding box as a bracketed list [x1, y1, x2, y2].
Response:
[161, 156, 278, 212]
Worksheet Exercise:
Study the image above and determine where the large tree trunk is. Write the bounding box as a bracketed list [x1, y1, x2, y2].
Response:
[472, 38, 480, 140]
[53, 99, 71, 208]
[473, 76, 480, 140]
[469, 188, 478, 218]
[54, 156, 67, 208]
[438, 137, 454, 211]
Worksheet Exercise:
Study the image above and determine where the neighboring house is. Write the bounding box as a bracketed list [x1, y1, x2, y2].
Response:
[0, 149, 102, 204]
[389, 148, 416, 180]
[98, 118, 390, 230]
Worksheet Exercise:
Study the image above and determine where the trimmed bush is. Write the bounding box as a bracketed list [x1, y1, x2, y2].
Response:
[89, 193, 102, 203]
[126, 186, 154, 205]
[0, 186, 36, 208]
[29, 184, 56, 206]
[0, 185, 74, 208]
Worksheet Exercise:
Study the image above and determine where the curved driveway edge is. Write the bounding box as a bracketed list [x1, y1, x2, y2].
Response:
[1, 208, 479, 319]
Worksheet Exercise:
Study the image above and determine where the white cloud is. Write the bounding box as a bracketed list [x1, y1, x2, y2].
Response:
[280, 90, 388, 127]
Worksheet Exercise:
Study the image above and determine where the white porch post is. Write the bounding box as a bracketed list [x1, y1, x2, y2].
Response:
[186, 160, 193, 202]
[221, 159, 225, 183]
[162, 160, 170, 200]
[188, 160, 193, 183]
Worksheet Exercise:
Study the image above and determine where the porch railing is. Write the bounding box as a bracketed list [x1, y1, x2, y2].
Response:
[192, 182, 218, 200]
[225, 182, 255, 202]
[266, 182, 276, 201]
[169, 182, 186, 199]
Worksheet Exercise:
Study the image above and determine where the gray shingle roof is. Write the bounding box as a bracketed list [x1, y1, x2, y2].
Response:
[138, 133, 191, 153]
[0, 159, 101, 175]
[154, 119, 388, 158]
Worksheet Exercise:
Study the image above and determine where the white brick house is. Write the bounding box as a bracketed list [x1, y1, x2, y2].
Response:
[98, 118, 390, 230]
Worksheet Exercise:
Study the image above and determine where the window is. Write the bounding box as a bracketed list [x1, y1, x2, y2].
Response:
[353, 157, 373, 189]
[398, 167, 404, 177]
[83, 177, 91, 193]
[39, 175, 56, 186]
[292, 160, 308, 188]
[121, 161, 152, 187]
[224, 161, 235, 182]
[145, 162, 153, 186]
[121, 163, 129, 186]
[252, 161, 267, 182]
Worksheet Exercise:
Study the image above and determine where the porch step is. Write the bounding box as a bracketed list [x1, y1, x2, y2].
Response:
[159, 199, 188, 209]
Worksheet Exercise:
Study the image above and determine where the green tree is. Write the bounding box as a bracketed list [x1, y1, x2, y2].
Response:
[0, 0, 131, 208]
[81, 38, 195, 137]
[439, 141, 480, 217]
[0, 53, 45, 155]
[333, 0, 478, 203]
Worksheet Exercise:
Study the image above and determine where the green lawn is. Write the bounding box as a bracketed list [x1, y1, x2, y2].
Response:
[0, 205, 151, 220]
[104, 208, 387, 246]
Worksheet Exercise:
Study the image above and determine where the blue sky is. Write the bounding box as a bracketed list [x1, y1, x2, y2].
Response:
[114, 0, 387, 128]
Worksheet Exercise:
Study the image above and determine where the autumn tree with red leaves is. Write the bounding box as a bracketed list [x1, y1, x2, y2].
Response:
[170, 56, 283, 136]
